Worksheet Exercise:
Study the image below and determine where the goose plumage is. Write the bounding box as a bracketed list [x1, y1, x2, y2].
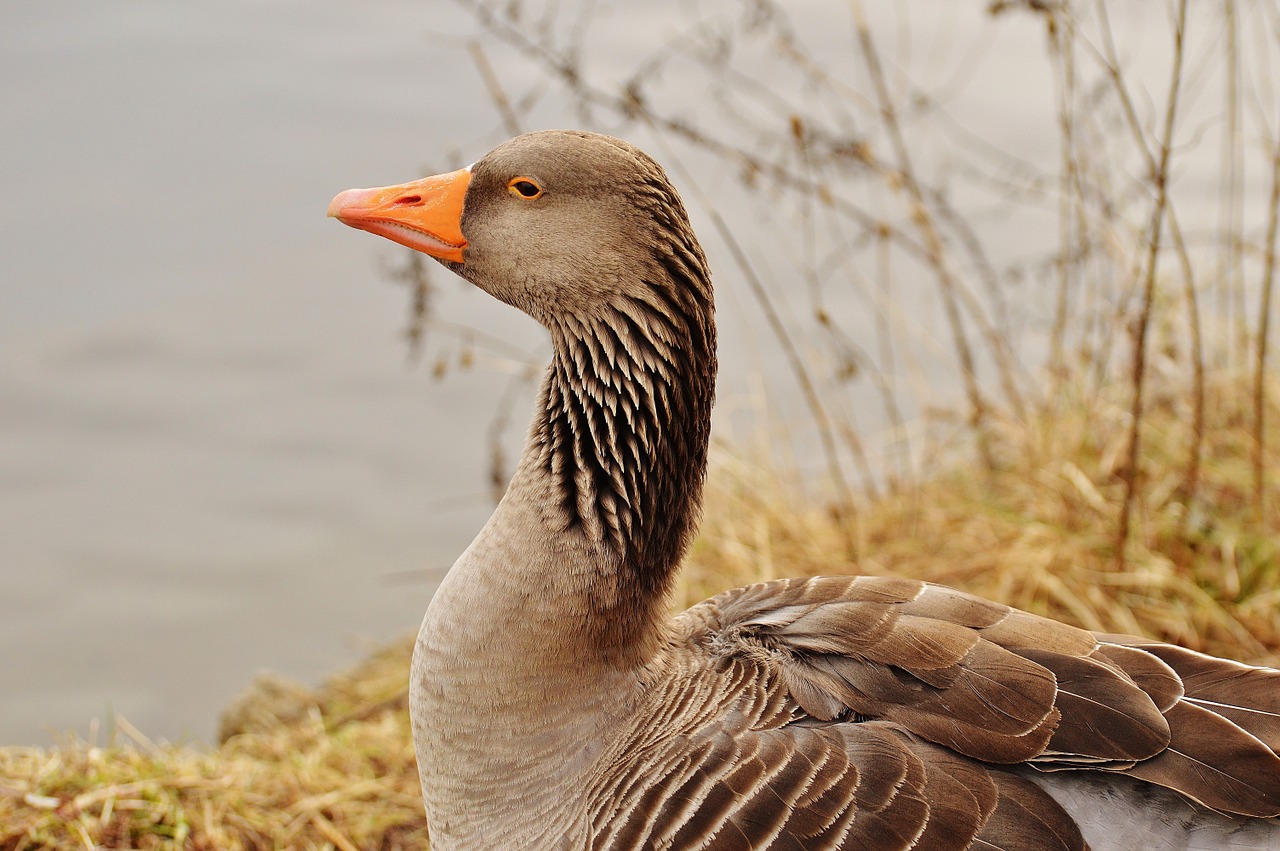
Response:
[328, 130, 1280, 851]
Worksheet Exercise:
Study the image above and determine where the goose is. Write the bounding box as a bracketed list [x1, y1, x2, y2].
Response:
[328, 130, 1280, 850]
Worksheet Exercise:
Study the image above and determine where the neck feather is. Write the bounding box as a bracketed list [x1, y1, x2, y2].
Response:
[534, 247, 716, 657]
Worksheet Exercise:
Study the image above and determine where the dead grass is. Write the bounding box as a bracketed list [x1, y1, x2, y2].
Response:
[0, 641, 427, 851]
[4, 370, 1277, 850]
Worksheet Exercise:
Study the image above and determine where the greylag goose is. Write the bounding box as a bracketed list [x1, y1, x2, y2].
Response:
[328, 130, 1280, 850]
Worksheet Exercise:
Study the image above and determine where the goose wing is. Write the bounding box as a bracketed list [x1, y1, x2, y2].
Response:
[592, 575, 1280, 849]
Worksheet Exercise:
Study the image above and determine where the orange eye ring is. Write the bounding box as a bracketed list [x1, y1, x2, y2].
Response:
[507, 177, 544, 200]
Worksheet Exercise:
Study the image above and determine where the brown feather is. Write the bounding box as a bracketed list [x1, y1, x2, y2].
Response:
[899, 584, 1010, 629]
[1110, 638, 1280, 753]
[785, 732, 858, 838]
[775, 601, 898, 655]
[861, 614, 983, 685]
[1091, 642, 1184, 712]
[1019, 647, 1169, 763]
[835, 727, 931, 850]
[970, 772, 1088, 851]
[897, 734, 1000, 850]
[979, 609, 1097, 657]
[847, 575, 927, 604]
[599, 736, 712, 849]
[1125, 699, 1280, 817]
[806, 644, 1057, 737]
[658, 734, 755, 849]
[780, 662, 850, 721]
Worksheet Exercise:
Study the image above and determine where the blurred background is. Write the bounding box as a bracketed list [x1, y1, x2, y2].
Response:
[5, 0, 1279, 746]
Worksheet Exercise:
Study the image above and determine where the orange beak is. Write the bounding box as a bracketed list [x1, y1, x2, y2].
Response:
[327, 167, 471, 262]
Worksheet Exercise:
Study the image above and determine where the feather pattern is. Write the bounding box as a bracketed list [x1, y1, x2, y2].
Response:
[326, 130, 1280, 850]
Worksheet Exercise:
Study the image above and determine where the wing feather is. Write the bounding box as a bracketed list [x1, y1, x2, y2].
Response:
[1104, 637, 1280, 753]
[615, 576, 1280, 848]
[1124, 700, 1280, 817]
[1018, 647, 1168, 763]
[970, 772, 1087, 851]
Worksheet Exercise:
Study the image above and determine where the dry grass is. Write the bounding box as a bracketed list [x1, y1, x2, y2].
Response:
[0, 642, 427, 851]
[4, 368, 1278, 849]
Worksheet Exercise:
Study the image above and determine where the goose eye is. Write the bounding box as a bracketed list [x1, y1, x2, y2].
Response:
[508, 178, 543, 200]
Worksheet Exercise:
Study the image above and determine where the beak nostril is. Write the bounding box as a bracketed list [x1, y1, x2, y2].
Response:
[394, 195, 423, 206]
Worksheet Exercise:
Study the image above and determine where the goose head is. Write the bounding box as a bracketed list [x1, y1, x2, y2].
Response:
[330, 130, 716, 599]
[328, 130, 709, 328]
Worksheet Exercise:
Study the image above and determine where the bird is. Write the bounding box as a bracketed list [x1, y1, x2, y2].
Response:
[328, 130, 1280, 850]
